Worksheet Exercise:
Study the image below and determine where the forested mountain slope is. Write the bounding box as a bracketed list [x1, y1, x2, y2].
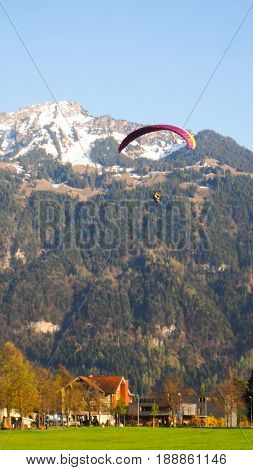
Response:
[0, 130, 253, 393]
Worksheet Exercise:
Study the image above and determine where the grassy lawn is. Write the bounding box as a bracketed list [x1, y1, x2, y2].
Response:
[0, 427, 253, 450]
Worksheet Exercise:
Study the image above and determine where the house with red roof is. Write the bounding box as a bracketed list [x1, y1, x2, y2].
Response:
[78, 375, 131, 407]
[64, 375, 131, 425]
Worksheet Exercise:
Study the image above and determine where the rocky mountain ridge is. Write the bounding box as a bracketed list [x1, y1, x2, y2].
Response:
[0, 101, 185, 166]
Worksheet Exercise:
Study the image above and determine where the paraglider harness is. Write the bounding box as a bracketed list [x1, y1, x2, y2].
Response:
[153, 191, 161, 203]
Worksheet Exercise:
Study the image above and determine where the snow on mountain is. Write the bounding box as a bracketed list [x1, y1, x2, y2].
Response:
[0, 100, 185, 166]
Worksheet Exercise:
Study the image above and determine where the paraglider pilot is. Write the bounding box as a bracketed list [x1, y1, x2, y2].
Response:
[153, 191, 161, 203]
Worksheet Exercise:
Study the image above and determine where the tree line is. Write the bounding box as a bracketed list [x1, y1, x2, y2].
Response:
[0, 342, 121, 430]
[0, 342, 253, 429]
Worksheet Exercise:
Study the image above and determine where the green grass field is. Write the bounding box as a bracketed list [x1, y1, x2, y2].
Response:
[0, 427, 253, 450]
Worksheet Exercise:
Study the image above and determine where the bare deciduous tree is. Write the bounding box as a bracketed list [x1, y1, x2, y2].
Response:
[35, 366, 55, 429]
[214, 378, 246, 427]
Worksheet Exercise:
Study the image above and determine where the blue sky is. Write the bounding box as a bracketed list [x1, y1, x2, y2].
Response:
[0, 0, 252, 148]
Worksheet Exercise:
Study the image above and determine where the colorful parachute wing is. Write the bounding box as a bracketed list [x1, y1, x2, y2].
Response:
[118, 124, 196, 152]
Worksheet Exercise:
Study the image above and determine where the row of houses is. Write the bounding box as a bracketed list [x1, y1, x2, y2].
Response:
[0, 375, 237, 428]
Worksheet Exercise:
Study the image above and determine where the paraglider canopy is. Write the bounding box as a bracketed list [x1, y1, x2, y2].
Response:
[118, 124, 196, 152]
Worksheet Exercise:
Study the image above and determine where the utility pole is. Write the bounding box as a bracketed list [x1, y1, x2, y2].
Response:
[132, 393, 140, 426]
[177, 392, 182, 427]
[225, 399, 229, 427]
[249, 396, 252, 428]
[137, 394, 140, 426]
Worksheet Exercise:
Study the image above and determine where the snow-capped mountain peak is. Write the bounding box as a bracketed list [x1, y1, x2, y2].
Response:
[0, 101, 185, 166]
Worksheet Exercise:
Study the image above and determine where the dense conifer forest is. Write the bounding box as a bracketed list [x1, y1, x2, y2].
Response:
[0, 130, 253, 393]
